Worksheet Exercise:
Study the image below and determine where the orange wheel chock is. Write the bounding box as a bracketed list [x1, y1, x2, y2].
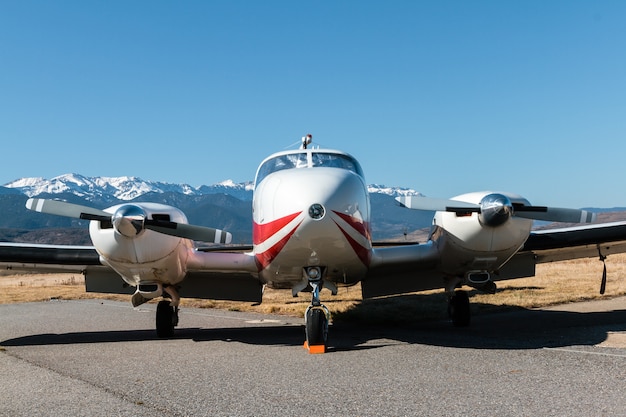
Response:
[303, 341, 326, 354]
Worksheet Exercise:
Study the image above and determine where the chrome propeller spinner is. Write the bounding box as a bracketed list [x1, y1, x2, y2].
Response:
[478, 193, 513, 227]
[112, 204, 146, 237]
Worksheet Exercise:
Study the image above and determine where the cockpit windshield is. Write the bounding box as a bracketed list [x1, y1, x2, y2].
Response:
[255, 151, 364, 186]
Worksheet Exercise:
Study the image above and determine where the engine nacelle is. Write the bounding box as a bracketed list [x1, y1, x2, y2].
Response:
[89, 203, 193, 287]
[434, 192, 533, 277]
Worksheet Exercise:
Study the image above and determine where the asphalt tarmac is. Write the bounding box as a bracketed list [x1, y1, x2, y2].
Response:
[2, 297, 626, 417]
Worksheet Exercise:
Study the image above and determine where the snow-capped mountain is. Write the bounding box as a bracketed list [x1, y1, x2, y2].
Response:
[3, 174, 255, 201]
[3, 174, 420, 201]
[368, 184, 423, 198]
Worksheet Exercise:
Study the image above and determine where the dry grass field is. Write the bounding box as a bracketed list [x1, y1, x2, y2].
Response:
[2, 253, 626, 324]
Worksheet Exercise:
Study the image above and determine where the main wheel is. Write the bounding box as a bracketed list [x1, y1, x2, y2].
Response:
[156, 300, 175, 338]
[448, 290, 470, 327]
[305, 307, 328, 347]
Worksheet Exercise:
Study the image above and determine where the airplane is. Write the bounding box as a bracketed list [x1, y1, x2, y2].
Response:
[2, 134, 626, 354]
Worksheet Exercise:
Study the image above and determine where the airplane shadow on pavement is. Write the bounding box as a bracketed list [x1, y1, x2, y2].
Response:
[3, 298, 626, 352]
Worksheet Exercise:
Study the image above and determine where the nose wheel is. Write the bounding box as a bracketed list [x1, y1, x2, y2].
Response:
[303, 278, 330, 354]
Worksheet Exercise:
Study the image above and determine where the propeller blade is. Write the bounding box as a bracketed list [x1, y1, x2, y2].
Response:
[26, 198, 233, 243]
[26, 198, 111, 221]
[513, 207, 596, 223]
[145, 220, 232, 244]
[396, 195, 596, 224]
[395, 196, 479, 213]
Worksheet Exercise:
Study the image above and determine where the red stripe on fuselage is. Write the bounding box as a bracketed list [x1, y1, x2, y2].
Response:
[253, 212, 302, 270]
[332, 210, 372, 241]
[253, 212, 301, 245]
[332, 211, 372, 266]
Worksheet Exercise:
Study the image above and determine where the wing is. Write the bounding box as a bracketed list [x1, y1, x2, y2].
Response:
[0, 241, 261, 302]
[0, 242, 102, 272]
[520, 221, 626, 263]
[0, 242, 130, 295]
[361, 220, 626, 298]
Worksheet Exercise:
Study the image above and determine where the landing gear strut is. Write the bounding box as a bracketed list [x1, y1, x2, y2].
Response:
[303, 277, 330, 354]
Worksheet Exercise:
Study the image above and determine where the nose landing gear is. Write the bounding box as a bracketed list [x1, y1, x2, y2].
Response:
[303, 269, 330, 354]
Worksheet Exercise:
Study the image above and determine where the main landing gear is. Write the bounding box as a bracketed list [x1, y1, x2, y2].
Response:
[447, 290, 470, 327]
[445, 277, 471, 327]
[444, 275, 498, 327]
[156, 285, 180, 338]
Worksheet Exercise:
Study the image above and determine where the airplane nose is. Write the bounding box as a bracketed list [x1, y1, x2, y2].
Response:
[298, 170, 366, 218]
[253, 165, 372, 274]
[255, 167, 368, 224]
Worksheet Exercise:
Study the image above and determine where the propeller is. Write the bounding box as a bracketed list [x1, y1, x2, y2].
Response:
[25, 198, 232, 244]
[396, 193, 597, 225]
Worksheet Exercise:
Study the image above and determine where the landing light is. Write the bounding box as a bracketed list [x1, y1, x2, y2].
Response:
[307, 267, 321, 280]
[309, 203, 325, 220]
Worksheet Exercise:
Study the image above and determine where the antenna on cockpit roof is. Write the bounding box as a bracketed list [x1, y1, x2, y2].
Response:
[300, 134, 313, 149]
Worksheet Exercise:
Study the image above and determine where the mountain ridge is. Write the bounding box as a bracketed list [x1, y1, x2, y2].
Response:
[3, 173, 421, 202]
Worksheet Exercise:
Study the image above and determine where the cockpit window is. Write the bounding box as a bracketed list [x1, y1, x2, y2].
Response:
[255, 154, 307, 185]
[255, 151, 364, 186]
[310, 153, 362, 175]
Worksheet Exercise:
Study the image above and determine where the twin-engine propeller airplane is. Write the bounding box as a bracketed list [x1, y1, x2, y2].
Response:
[2, 134, 626, 353]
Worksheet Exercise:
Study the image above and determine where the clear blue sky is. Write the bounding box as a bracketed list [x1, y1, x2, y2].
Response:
[2, 1, 625, 208]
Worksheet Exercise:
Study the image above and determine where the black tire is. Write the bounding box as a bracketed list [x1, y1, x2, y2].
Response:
[305, 308, 328, 346]
[156, 300, 175, 338]
[448, 290, 470, 327]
